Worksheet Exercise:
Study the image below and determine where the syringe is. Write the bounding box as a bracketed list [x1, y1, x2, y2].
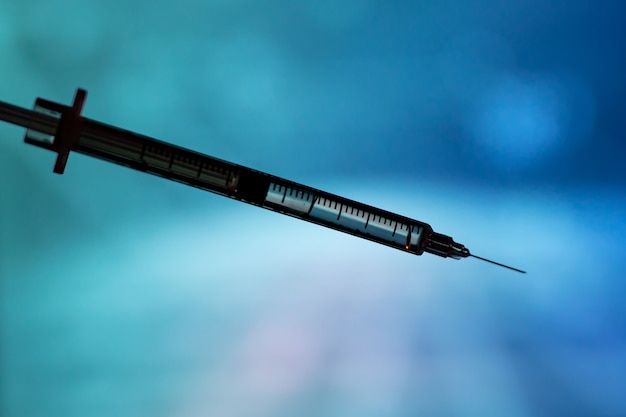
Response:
[0, 89, 525, 273]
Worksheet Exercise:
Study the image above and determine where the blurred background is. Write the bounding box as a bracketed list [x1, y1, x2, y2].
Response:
[1, 0, 625, 416]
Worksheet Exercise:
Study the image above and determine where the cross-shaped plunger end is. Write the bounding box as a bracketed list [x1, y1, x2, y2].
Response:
[51, 89, 87, 174]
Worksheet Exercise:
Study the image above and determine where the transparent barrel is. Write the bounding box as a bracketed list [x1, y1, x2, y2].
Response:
[21, 96, 429, 255]
[265, 182, 425, 252]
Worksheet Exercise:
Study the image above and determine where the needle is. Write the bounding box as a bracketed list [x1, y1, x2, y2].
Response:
[470, 254, 526, 274]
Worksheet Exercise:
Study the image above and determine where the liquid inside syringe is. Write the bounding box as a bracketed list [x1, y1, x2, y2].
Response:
[0, 89, 525, 273]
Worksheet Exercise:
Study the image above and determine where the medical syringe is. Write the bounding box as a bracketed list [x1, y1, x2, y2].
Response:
[0, 89, 525, 273]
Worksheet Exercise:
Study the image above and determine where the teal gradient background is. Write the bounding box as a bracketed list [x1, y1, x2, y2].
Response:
[1, 1, 625, 416]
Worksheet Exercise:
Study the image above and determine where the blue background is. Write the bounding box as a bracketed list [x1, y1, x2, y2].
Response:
[1, 1, 625, 416]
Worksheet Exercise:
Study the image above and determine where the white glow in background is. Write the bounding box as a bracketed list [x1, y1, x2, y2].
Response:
[3, 183, 625, 417]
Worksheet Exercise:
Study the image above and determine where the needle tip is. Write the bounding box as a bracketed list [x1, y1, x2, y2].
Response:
[469, 254, 526, 274]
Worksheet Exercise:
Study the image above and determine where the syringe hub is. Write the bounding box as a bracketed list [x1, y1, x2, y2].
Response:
[423, 232, 470, 259]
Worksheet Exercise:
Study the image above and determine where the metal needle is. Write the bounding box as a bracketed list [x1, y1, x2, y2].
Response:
[470, 254, 526, 274]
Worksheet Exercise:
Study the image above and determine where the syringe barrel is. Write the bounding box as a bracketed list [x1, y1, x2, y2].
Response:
[20, 92, 456, 258]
